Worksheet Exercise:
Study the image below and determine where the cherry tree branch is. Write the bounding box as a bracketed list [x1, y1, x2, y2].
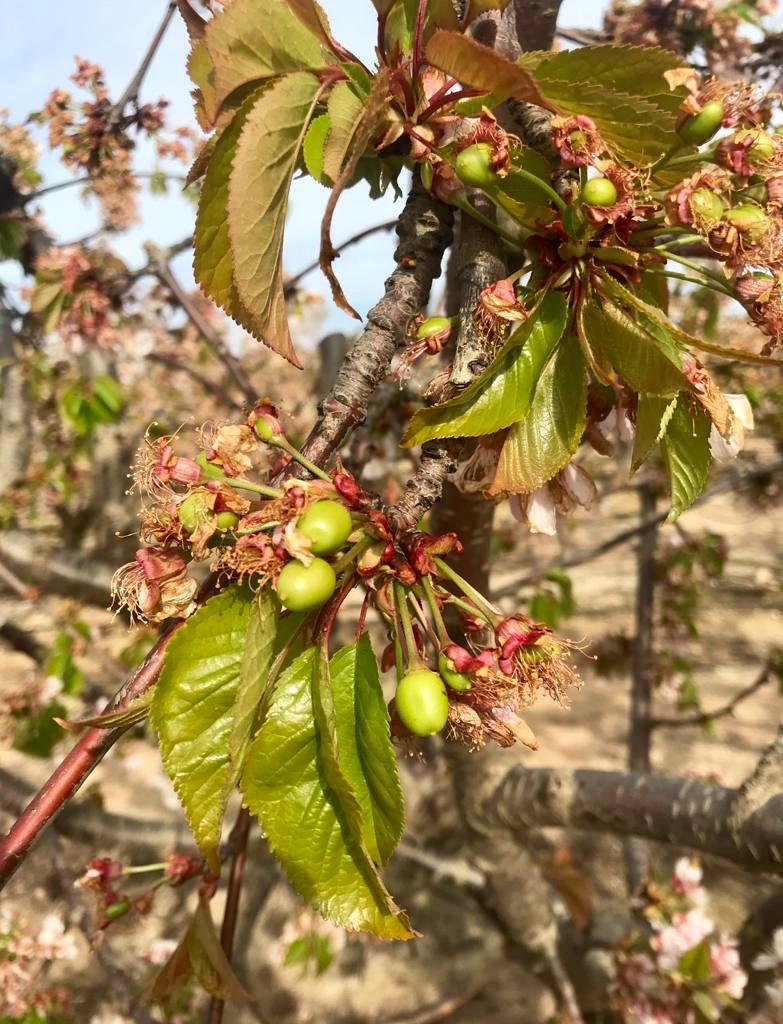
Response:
[0, 621, 183, 889]
[482, 763, 783, 876]
[207, 807, 252, 1024]
[295, 176, 453, 471]
[145, 243, 258, 406]
[108, 1, 178, 128]
[650, 662, 776, 730]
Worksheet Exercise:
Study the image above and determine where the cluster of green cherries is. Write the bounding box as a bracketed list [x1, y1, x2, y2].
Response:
[449, 97, 779, 231]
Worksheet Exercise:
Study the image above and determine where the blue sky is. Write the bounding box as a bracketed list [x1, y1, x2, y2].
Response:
[1, 1, 604, 336]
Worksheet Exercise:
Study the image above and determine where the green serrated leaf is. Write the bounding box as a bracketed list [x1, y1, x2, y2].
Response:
[631, 394, 678, 474]
[227, 71, 322, 366]
[517, 45, 688, 164]
[402, 290, 568, 447]
[489, 332, 586, 495]
[151, 586, 278, 873]
[194, 90, 265, 336]
[204, 0, 323, 120]
[662, 396, 712, 522]
[303, 112, 331, 185]
[241, 647, 414, 939]
[324, 81, 366, 182]
[580, 294, 684, 397]
[330, 636, 404, 866]
[425, 31, 552, 109]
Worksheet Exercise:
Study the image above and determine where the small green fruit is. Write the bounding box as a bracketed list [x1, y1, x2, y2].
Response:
[254, 416, 277, 442]
[690, 188, 724, 221]
[420, 161, 434, 191]
[215, 511, 239, 531]
[395, 669, 450, 737]
[416, 316, 451, 340]
[195, 451, 224, 481]
[178, 492, 210, 533]
[726, 203, 769, 237]
[438, 651, 472, 692]
[104, 899, 131, 921]
[744, 128, 775, 163]
[455, 143, 497, 190]
[277, 557, 336, 612]
[678, 99, 724, 145]
[297, 500, 352, 556]
[580, 177, 618, 207]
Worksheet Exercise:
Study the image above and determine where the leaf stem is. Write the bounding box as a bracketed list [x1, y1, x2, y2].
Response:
[453, 194, 522, 248]
[394, 582, 420, 671]
[420, 574, 450, 646]
[276, 438, 332, 482]
[433, 557, 500, 621]
[501, 168, 568, 218]
[232, 478, 284, 499]
[645, 266, 734, 298]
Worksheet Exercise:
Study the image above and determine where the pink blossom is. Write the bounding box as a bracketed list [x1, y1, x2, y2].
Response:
[672, 857, 703, 897]
[710, 937, 747, 1000]
[652, 908, 714, 971]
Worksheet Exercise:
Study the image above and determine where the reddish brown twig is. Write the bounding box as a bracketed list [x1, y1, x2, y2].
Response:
[0, 621, 182, 890]
[206, 807, 252, 1024]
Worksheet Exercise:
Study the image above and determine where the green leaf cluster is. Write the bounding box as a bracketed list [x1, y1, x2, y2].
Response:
[151, 586, 409, 940]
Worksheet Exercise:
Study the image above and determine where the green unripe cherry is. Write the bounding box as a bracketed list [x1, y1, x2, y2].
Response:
[744, 128, 775, 163]
[178, 492, 210, 533]
[276, 557, 336, 612]
[297, 500, 352, 556]
[437, 651, 472, 692]
[580, 177, 618, 208]
[395, 669, 450, 737]
[416, 316, 451, 340]
[420, 161, 434, 191]
[455, 143, 497, 190]
[104, 899, 131, 921]
[215, 511, 239, 531]
[254, 417, 276, 442]
[726, 203, 769, 236]
[690, 188, 725, 221]
[195, 451, 224, 481]
[678, 99, 724, 145]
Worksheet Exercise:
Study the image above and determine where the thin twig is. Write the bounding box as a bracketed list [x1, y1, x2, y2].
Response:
[29, 171, 187, 202]
[283, 219, 397, 296]
[146, 244, 257, 406]
[380, 982, 486, 1024]
[207, 807, 252, 1024]
[146, 351, 242, 410]
[0, 614, 45, 663]
[491, 457, 783, 600]
[108, 2, 178, 128]
[650, 665, 774, 729]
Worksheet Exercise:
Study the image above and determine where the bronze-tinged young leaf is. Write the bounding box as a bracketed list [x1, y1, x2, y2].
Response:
[662, 395, 712, 522]
[425, 0, 461, 32]
[319, 69, 391, 319]
[489, 333, 586, 495]
[228, 71, 323, 365]
[631, 393, 678, 474]
[287, 0, 338, 52]
[146, 896, 249, 1009]
[425, 31, 553, 109]
[151, 586, 278, 873]
[466, 0, 513, 20]
[401, 290, 569, 447]
[203, 0, 324, 121]
[241, 647, 414, 939]
[330, 636, 404, 866]
[579, 294, 685, 397]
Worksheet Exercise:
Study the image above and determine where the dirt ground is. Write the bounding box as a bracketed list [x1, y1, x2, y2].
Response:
[1, 441, 781, 1023]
